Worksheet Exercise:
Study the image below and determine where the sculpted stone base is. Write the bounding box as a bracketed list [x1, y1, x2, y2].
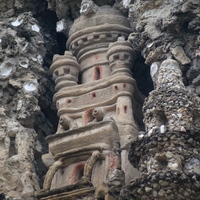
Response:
[40, 121, 126, 200]
[120, 172, 200, 200]
[126, 130, 200, 200]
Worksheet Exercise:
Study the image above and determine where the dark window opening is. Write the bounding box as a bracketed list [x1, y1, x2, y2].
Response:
[93, 0, 115, 7]
[124, 105, 127, 113]
[85, 108, 95, 124]
[56, 32, 67, 55]
[9, 137, 17, 157]
[94, 35, 99, 39]
[64, 68, 70, 74]
[78, 73, 82, 84]
[132, 54, 153, 96]
[158, 159, 168, 170]
[92, 92, 96, 98]
[94, 67, 101, 80]
[156, 153, 168, 170]
[157, 111, 167, 126]
[67, 99, 72, 104]
[77, 167, 84, 181]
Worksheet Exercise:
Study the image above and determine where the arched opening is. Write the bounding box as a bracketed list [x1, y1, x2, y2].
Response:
[114, 85, 118, 91]
[132, 54, 154, 131]
[9, 137, 17, 157]
[92, 92, 96, 98]
[124, 105, 127, 113]
[72, 163, 85, 183]
[77, 167, 84, 181]
[64, 68, 70, 74]
[157, 111, 168, 126]
[94, 67, 101, 80]
[132, 54, 153, 96]
[156, 153, 168, 170]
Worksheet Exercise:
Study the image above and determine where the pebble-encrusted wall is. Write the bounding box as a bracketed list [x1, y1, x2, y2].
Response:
[0, 0, 199, 199]
[0, 1, 58, 199]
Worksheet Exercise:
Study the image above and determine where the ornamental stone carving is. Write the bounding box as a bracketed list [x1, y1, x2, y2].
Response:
[39, 3, 143, 200]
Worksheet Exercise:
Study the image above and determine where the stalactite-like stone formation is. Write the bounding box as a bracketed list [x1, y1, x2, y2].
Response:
[144, 59, 200, 134]
[124, 59, 200, 199]
[0, 1, 57, 199]
[123, 0, 199, 199]
[0, 0, 199, 199]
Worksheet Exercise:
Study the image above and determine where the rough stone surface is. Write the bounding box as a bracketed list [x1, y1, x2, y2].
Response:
[0, 0, 200, 199]
[0, 1, 58, 199]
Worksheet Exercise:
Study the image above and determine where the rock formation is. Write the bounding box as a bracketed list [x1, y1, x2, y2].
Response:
[123, 58, 200, 199]
[0, 1, 58, 199]
[0, 0, 199, 200]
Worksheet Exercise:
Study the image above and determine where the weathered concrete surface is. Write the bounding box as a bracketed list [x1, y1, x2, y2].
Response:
[0, 1, 58, 199]
[0, 0, 200, 199]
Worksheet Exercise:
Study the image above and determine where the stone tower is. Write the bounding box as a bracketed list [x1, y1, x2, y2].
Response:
[38, 2, 143, 200]
[0, 0, 199, 199]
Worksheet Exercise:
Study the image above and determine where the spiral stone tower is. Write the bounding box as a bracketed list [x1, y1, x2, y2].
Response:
[38, 2, 143, 200]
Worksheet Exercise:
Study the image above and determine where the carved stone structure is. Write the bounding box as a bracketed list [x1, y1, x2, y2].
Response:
[0, 0, 199, 199]
[0, 10, 55, 199]
[38, 2, 143, 200]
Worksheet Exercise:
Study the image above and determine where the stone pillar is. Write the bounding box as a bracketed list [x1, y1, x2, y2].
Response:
[67, 6, 132, 84]
[50, 51, 80, 91]
[106, 36, 141, 184]
[121, 59, 200, 199]
[107, 37, 134, 76]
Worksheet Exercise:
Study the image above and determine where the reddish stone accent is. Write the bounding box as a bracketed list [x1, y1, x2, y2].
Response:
[109, 153, 119, 171]
[83, 108, 95, 125]
[66, 99, 72, 108]
[71, 163, 85, 184]
[54, 70, 59, 76]
[56, 102, 59, 109]
[92, 92, 96, 98]
[114, 85, 118, 91]
[93, 66, 102, 80]
[64, 68, 70, 74]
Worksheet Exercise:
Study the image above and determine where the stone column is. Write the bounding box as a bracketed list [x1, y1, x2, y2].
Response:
[121, 59, 200, 199]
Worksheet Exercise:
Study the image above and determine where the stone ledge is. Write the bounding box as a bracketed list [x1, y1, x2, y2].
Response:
[47, 121, 119, 157]
[129, 130, 200, 172]
[38, 182, 94, 200]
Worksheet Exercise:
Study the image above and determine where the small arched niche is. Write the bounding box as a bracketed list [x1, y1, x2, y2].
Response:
[72, 163, 85, 183]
